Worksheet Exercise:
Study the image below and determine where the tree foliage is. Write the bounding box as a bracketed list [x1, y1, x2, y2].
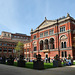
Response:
[15, 41, 24, 57]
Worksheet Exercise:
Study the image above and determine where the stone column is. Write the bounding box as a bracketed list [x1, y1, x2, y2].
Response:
[43, 41, 45, 50]
[48, 40, 50, 49]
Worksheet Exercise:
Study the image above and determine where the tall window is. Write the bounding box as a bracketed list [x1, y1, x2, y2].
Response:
[49, 29, 54, 35]
[60, 26, 65, 32]
[44, 31, 48, 36]
[34, 35, 36, 39]
[62, 51, 64, 57]
[34, 47, 37, 51]
[40, 33, 43, 38]
[0, 48, 2, 52]
[61, 42, 66, 48]
[27, 49, 29, 52]
[53, 44, 54, 49]
[65, 51, 67, 57]
[61, 42, 64, 48]
[64, 42, 66, 48]
[61, 51, 67, 57]
[40, 40, 43, 50]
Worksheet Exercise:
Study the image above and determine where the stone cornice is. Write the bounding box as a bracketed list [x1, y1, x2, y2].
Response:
[31, 29, 72, 41]
[31, 16, 74, 34]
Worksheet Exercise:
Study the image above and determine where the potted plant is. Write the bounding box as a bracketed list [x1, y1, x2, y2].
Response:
[53, 55, 62, 67]
[33, 54, 44, 70]
[7, 55, 14, 65]
[1, 56, 6, 64]
[17, 55, 26, 67]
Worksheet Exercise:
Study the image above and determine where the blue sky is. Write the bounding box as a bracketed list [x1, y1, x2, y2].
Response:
[0, 0, 75, 35]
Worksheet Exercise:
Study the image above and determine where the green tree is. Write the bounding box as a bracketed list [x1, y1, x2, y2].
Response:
[15, 41, 24, 57]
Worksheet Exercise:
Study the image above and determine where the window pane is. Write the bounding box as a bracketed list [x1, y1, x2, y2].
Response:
[65, 51, 67, 57]
[44, 31, 48, 36]
[64, 42, 66, 48]
[40, 33, 43, 38]
[34, 47, 37, 51]
[60, 26, 65, 32]
[61, 42, 64, 48]
[34, 35, 36, 39]
[49, 29, 54, 35]
[62, 51, 64, 57]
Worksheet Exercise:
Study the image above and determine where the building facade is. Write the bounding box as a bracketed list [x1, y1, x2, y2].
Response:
[0, 31, 30, 57]
[24, 13, 75, 60]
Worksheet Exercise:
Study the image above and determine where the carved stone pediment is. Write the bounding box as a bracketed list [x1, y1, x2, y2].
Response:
[36, 20, 56, 30]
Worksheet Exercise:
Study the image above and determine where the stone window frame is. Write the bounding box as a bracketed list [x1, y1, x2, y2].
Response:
[49, 29, 54, 35]
[40, 33, 43, 38]
[44, 31, 48, 37]
[34, 35, 36, 39]
[60, 26, 65, 32]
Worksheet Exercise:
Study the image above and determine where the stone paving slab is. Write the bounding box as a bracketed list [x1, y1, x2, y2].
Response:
[0, 64, 75, 75]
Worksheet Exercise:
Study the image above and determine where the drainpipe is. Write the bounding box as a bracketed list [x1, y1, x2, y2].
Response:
[57, 19, 60, 58]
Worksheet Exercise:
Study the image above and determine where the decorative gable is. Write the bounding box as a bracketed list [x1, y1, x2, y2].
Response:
[36, 20, 56, 30]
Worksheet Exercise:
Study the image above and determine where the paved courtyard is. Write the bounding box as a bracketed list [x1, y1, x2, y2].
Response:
[0, 64, 75, 75]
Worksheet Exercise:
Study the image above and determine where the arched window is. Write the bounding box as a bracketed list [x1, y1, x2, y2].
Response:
[61, 42, 64, 48]
[65, 51, 67, 57]
[53, 44, 54, 49]
[62, 51, 64, 57]
[45, 39, 48, 49]
[40, 40, 43, 50]
[64, 42, 66, 48]
[50, 38, 54, 49]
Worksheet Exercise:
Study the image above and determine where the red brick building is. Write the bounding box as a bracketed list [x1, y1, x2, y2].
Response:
[24, 13, 75, 60]
[0, 31, 30, 57]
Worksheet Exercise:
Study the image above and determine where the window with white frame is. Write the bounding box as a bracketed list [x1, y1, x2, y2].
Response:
[44, 31, 48, 36]
[40, 33, 43, 38]
[49, 29, 54, 35]
[60, 26, 65, 32]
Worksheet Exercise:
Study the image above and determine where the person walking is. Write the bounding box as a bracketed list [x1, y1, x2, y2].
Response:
[46, 57, 47, 63]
